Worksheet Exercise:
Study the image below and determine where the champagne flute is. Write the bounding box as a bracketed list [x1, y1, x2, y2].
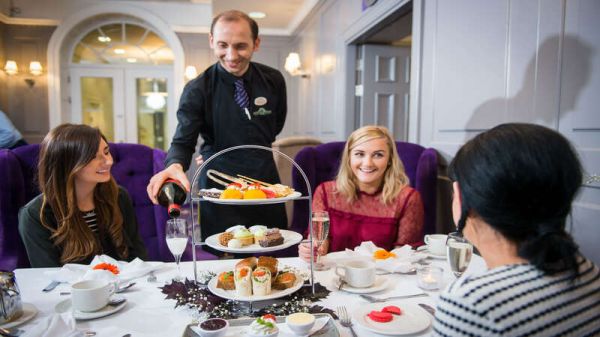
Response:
[311, 211, 330, 271]
[446, 231, 473, 277]
[166, 218, 188, 281]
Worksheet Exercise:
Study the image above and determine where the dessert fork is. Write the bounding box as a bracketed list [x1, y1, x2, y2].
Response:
[337, 306, 358, 337]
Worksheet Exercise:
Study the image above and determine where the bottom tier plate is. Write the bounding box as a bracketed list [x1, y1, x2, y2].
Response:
[183, 313, 339, 337]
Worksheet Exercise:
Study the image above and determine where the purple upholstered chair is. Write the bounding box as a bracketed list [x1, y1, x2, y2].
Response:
[0, 143, 215, 270]
[291, 141, 438, 243]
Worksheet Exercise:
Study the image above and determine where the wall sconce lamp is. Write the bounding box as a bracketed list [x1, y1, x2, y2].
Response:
[184, 65, 198, 81]
[284, 53, 310, 78]
[3, 60, 44, 87]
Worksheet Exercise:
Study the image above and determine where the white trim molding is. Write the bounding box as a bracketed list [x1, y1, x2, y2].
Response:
[0, 12, 59, 26]
[47, 3, 185, 142]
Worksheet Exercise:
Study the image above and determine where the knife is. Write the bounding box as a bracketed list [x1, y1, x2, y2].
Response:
[42, 280, 61, 292]
[418, 303, 436, 316]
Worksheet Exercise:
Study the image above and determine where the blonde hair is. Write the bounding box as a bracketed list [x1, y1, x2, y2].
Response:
[335, 125, 409, 204]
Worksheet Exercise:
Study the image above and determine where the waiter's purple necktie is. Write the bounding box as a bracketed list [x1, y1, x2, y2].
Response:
[234, 79, 250, 109]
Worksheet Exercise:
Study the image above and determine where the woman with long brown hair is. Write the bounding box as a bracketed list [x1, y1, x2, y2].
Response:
[19, 124, 147, 267]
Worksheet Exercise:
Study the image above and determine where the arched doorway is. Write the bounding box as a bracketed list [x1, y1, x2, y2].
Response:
[47, 4, 185, 147]
[69, 20, 173, 149]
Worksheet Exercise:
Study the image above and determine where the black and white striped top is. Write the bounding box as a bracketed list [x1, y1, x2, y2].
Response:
[82, 210, 98, 234]
[433, 258, 600, 337]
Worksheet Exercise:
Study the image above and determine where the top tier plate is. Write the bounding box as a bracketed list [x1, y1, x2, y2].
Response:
[201, 191, 302, 205]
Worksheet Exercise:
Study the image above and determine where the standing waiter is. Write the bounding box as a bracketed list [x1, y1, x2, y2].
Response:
[147, 10, 288, 254]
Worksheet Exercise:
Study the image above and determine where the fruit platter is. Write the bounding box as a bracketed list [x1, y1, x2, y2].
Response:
[198, 170, 302, 205]
[207, 256, 304, 301]
[205, 225, 303, 253]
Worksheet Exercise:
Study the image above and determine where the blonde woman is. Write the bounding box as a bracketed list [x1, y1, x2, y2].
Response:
[18, 124, 147, 267]
[299, 125, 424, 262]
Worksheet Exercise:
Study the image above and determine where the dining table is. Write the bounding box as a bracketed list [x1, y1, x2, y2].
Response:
[13, 252, 486, 337]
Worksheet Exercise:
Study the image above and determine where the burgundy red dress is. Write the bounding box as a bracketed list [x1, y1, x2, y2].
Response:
[313, 181, 424, 252]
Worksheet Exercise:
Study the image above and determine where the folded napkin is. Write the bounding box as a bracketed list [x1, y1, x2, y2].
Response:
[46, 255, 159, 285]
[344, 241, 427, 273]
[21, 313, 83, 337]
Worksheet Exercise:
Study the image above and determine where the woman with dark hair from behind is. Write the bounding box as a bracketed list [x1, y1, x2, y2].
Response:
[433, 123, 599, 336]
[18, 124, 147, 267]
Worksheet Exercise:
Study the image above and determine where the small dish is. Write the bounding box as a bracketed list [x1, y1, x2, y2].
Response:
[194, 318, 229, 337]
[286, 312, 315, 336]
[55, 297, 127, 320]
[416, 246, 446, 259]
[337, 276, 389, 294]
[0, 303, 38, 329]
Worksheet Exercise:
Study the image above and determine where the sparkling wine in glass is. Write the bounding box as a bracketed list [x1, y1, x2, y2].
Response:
[311, 211, 330, 271]
[446, 232, 473, 278]
[166, 218, 188, 281]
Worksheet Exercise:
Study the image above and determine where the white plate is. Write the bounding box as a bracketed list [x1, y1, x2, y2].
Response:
[207, 269, 304, 302]
[338, 276, 389, 294]
[0, 303, 38, 329]
[205, 229, 303, 253]
[55, 298, 127, 320]
[416, 246, 446, 259]
[352, 302, 431, 335]
[202, 191, 302, 205]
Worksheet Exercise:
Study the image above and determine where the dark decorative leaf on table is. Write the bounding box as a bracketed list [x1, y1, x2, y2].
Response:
[161, 279, 333, 319]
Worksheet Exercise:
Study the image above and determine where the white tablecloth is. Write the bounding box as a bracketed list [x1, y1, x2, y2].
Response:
[14, 254, 486, 337]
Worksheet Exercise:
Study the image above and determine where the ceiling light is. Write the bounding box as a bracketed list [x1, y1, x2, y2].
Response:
[98, 36, 111, 43]
[4, 60, 18, 75]
[248, 12, 266, 19]
[114, 48, 125, 55]
[126, 58, 137, 63]
[185, 65, 198, 81]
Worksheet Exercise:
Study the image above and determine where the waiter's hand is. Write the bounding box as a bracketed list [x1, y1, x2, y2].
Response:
[194, 154, 204, 166]
[146, 163, 190, 204]
[298, 239, 329, 263]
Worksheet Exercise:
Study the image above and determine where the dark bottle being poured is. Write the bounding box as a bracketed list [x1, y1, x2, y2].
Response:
[157, 179, 187, 218]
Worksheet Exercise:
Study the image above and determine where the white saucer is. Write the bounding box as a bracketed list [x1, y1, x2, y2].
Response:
[339, 276, 389, 294]
[55, 298, 127, 320]
[416, 246, 446, 259]
[0, 303, 38, 329]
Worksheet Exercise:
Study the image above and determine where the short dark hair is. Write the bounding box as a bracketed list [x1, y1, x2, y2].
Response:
[210, 10, 259, 41]
[448, 123, 582, 277]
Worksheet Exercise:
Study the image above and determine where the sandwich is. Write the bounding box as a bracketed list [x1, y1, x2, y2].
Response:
[257, 256, 278, 276]
[273, 271, 297, 290]
[216, 271, 235, 290]
[236, 256, 257, 270]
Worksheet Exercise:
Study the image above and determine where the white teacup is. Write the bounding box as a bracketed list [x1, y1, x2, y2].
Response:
[335, 260, 375, 288]
[424, 234, 448, 256]
[71, 280, 115, 312]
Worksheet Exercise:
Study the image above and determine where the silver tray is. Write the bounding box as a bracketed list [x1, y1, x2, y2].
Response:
[184, 313, 339, 337]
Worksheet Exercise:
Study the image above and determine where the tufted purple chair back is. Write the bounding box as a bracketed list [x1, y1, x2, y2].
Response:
[291, 141, 438, 239]
[0, 143, 215, 270]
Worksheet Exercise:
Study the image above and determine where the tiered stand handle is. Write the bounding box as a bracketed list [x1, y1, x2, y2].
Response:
[189, 144, 316, 294]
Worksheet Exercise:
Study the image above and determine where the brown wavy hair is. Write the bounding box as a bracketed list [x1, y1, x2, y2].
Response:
[37, 124, 127, 264]
[336, 125, 409, 204]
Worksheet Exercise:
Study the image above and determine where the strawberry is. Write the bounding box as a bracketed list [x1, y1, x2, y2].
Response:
[367, 310, 393, 323]
[263, 314, 276, 321]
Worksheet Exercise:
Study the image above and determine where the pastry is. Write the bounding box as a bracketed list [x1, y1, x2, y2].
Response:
[198, 188, 222, 198]
[234, 228, 254, 246]
[248, 315, 278, 336]
[236, 256, 257, 270]
[251, 267, 271, 296]
[227, 238, 242, 249]
[216, 271, 235, 290]
[258, 229, 284, 247]
[257, 256, 278, 276]
[273, 271, 297, 290]
[218, 232, 234, 246]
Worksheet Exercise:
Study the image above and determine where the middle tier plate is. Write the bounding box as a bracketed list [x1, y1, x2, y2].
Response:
[207, 268, 304, 302]
[205, 229, 303, 253]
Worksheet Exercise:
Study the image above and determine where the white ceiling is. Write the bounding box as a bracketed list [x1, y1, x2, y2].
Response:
[113, 0, 315, 34]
